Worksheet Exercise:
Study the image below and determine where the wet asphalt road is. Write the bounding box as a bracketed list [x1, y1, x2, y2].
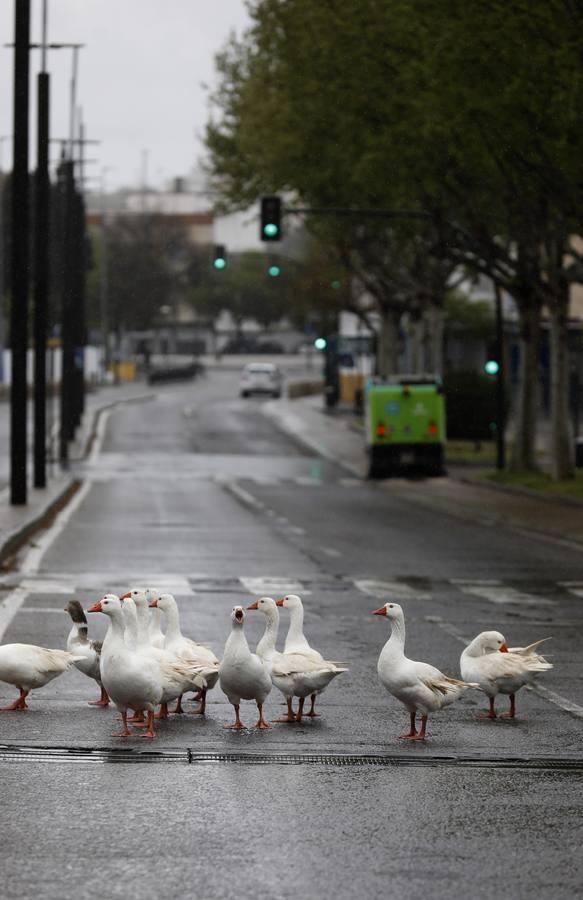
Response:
[1, 368, 582, 899]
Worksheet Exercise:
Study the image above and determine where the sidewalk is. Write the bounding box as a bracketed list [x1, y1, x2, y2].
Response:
[264, 394, 583, 547]
[0, 381, 155, 565]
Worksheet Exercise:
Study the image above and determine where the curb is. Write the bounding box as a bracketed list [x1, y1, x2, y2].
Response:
[450, 469, 583, 510]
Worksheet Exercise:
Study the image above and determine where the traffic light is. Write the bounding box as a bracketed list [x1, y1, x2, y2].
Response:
[213, 245, 227, 270]
[260, 196, 282, 241]
[484, 341, 499, 375]
[268, 265, 281, 277]
[314, 337, 327, 351]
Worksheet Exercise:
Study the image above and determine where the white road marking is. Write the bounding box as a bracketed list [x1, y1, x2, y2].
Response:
[558, 581, 583, 599]
[0, 588, 29, 643]
[22, 481, 93, 576]
[239, 577, 310, 596]
[354, 579, 430, 600]
[458, 584, 554, 607]
[451, 578, 502, 586]
[19, 577, 75, 594]
[320, 547, 341, 558]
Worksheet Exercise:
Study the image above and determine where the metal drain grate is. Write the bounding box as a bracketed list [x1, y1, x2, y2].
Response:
[1, 744, 582, 771]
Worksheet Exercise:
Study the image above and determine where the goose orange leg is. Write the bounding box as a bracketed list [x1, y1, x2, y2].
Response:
[295, 697, 306, 723]
[0, 688, 29, 711]
[499, 694, 516, 719]
[88, 686, 110, 707]
[478, 697, 497, 719]
[192, 688, 207, 716]
[111, 711, 133, 737]
[306, 693, 320, 717]
[137, 710, 156, 739]
[400, 714, 428, 741]
[154, 702, 169, 720]
[225, 704, 244, 729]
[398, 711, 417, 739]
[173, 695, 184, 714]
[274, 697, 296, 723]
[255, 702, 270, 729]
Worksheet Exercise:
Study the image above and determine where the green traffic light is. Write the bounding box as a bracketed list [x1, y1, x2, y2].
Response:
[331, 280, 341, 290]
[263, 223, 279, 238]
[213, 258, 226, 270]
[268, 265, 280, 277]
[484, 360, 499, 375]
[314, 337, 327, 350]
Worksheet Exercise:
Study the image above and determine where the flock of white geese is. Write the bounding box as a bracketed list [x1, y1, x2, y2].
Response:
[0, 590, 552, 740]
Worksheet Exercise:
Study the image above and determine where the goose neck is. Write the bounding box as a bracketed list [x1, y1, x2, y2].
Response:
[257, 608, 279, 660]
[286, 604, 306, 646]
[163, 603, 182, 643]
[388, 615, 406, 650]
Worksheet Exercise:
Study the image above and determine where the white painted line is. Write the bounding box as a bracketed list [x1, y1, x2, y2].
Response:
[295, 476, 322, 487]
[0, 588, 29, 643]
[219, 479, 265, 513]
[527, 683, 583, 719]
[558, 581, 583, 587]
[22, 481, 92, 576]
[354, 579, 430, 600]
[88, 408, 112, 465]
[567, 588, 583, 599]
[19, 577, 75, 594]
[18, 607, 71, 614]
[320, 547, 341, 558]
[451, 578, 502, 586]
[239, 577, 307, 596]
[289, 526, 306, 535]
[458, 585, 554, 607]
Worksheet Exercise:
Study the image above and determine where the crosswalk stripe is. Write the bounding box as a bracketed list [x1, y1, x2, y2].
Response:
[238, 577, 311, 596]
[457, 584, 554, 607]
[353, 579, 430, 600]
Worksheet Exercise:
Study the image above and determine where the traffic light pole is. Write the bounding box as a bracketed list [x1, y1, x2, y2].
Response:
[33, 54, 50, 489]
[494, 282, 506, 471]
[10, 0, 31, 505]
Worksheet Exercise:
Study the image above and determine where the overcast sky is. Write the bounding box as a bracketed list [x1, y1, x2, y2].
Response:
[0, 0, 251, 191]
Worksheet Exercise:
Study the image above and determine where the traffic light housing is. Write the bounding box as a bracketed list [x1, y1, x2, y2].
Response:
[260, 196, 282, 241]
[484, 340, 499, 375]
[213, 245, 227, 270]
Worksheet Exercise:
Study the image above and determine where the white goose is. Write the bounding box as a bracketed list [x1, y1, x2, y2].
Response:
[277, 593, 345, 717]
[0, 643, 81, 711]
[374, 602, 478, 741]
[149, 592, 219, 715]
[460, 631, 552, 719]
[64, 599, 109, 706]
[218, 606, 272, 729]
[121, 588, 207, 719]
[87, 595, 163, 738]
[249, 597, 347, 723]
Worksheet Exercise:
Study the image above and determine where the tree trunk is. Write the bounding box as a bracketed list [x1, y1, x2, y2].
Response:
[549, 287, 574, 480]
[408, 314, 424, 374]
[510, 301, 540, 472]
[425, 305, 444, 376]
[376, 308, 401, 378]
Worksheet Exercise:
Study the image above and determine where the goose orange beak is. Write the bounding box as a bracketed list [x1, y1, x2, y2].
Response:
[87, 600, 102, 613]
[500, 643, 509, 652]
[120, 591, 131, 600]
[149, 599, 158, 608]
[372, 606, 387, 616]
[275, 598, 284, 607]
[247, 601, 258, 610]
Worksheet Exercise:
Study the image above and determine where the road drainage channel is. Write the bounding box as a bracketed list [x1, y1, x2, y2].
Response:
[0, 744, 582, 771]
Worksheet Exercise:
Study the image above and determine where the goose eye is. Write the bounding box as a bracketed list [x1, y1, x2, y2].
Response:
[388, 604, 394, 609]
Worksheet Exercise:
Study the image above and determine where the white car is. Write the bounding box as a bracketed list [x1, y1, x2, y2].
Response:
[240, 363, 283, 398]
